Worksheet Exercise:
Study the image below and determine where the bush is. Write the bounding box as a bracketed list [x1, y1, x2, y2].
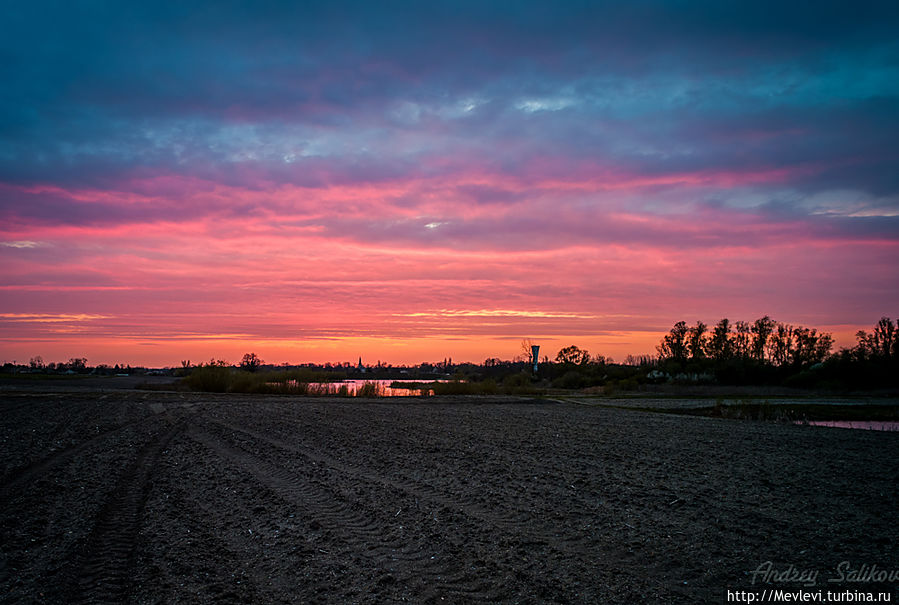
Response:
[502, 373, 531, 388]
[182, 366, 343, 395]
[183, 364, 232, 392]
[553, 371, 588, 390]
[356, 381, 383, 397]
[431, 379, 488, 395]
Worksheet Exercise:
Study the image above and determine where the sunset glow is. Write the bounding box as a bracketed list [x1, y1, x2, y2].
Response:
[2, 2, 897, 366]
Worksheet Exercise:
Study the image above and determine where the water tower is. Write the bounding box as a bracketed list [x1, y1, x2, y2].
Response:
[530, 345, 540, 374]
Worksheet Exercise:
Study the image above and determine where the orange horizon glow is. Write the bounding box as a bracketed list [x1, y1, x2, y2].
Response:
[0, 315, 876, 368]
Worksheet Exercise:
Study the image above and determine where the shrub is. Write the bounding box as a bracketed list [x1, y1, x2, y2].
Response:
[356, 381, 383, 397]
[554, 371, 588, 390]
[183, 364, 232, 392]
[431, 379, 498, 395]
[502, 373, 531, 388]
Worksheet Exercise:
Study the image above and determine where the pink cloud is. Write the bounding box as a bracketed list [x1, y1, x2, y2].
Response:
[2, 163, 896, 366]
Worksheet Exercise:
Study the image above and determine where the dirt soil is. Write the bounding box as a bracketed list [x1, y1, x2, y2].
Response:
[1, 391, 897, 604]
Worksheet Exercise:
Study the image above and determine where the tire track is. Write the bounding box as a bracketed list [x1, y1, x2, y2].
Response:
[211, 417, 591, 549]
[132, 436, 264, 605]
[65, 417, 187, 605]
[186, 426, 405, 598]
[203, 415, 607, 600]
[189, 424, 407, 552]
[187, 422, 507, 602]
[0, 401, 204, 504]
[0, 427, 150, 507]
[198, 417, 583, 601]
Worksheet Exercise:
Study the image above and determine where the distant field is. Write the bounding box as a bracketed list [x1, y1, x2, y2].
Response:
[1, 391, 897, 603]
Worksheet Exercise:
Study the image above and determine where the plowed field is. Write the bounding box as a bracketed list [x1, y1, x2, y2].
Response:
[1, 391, 897, 603]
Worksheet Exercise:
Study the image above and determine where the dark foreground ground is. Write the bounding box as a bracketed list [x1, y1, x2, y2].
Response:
[1, 391, 897, 604]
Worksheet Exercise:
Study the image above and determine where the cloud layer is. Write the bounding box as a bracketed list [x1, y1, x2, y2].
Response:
[1, 1, 897, 364]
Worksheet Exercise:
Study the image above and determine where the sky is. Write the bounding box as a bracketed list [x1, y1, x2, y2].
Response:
[1, 1, 898, 367]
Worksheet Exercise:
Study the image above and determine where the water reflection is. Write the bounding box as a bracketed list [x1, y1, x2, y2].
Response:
[329, 379, 435, 397]
[280, 379, 449, 397]
[798, 420, 899, 432]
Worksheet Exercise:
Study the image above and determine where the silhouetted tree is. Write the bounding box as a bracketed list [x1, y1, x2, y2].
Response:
[851, 318, 897, 362]
[657, 321, 689, 362]
[853, 329, 872, 361]
[733, 321, 752, 359]
[855, 329, 876, 360]
[707, 319, 733, 361]
[827, 318, 899, 389]
[687, 321, 707, 360]
[518, 339, 537, 363]
[240, 353, 263, 372]
[872, 317, 896, 360]
[625, 354, 656, 366]
[751, 316, 775, 361]
[67, 358, 87, 372]
[791, 327, 832, 367]
[555, 345, 590, 366]
[767, 323, 794, 366]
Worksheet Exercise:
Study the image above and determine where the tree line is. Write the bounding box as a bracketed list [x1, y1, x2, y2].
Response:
[4, 316, 895, 392]
[656, 316, 833, 368]
[652, 315, 897, 389]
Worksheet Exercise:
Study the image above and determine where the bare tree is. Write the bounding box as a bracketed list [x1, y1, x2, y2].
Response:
[766, 323, 794, 366]
[872, 317, 896, 359]
[518, 338, 537, 363]
[733, 321, 752, 359]
[751, 316, 776, 361]
[240, 353, 263, 372]
[657, 321, 689, 362]
[707, 318, 733, 361]
[853, 317, 896, 361]
[687, 321, 708, 360]
[791, 327, 832, 367]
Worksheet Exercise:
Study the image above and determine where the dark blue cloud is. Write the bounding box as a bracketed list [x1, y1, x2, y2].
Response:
[1, 0, 897, 205]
